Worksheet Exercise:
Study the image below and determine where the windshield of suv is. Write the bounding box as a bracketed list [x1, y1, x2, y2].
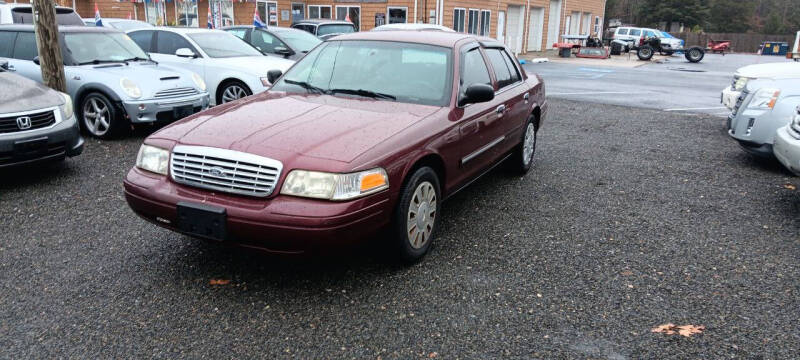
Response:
[188, 32, 263, 58]
[274, 29, 321, 52]
[317, 24, 355, 36]
[272, 40, 453, 106]
[64, 32, 149, 64]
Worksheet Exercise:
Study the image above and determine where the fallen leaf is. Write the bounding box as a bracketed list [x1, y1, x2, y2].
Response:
[428, 352, 439, 358]
[209, 279, 231, 285]
[621, 270, 634, 276]
[651, 323, 677, 335]
[783, 184, 796, 190]
[676, 325, 705, 337]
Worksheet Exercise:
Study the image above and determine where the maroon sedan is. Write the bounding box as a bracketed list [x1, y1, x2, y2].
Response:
[124, 31, 546, 262]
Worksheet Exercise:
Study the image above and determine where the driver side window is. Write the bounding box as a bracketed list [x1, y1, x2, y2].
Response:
[460, 47, 491, 95]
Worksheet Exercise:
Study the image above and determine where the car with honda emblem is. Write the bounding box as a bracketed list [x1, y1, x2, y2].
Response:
[0, 25, 210, 139]
[0, 59, 83, 168]
[124, 31, 547, 263]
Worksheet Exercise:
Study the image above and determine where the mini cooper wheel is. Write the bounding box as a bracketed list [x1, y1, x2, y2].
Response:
[392, 167, 441, 264]
[509, 114, 537, 175]
[218, 80, 252, 104]
[81, 92, 125, 139]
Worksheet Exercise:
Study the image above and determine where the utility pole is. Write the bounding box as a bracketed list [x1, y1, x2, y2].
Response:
[31, 0, 66, 92]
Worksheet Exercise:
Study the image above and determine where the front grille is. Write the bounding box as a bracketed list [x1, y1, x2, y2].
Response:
[0, 141, 64, 166]
[0, 110, 56, 134]
[154, 87, 199, 99]
[170, 145, 283, 198]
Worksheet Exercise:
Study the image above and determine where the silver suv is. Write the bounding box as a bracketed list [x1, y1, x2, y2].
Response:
[0, 25, 210, 139]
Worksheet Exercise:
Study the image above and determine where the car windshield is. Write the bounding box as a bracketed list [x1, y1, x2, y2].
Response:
[108, 20, 152, 31]
[64, 32, 149, 64]
[272, 40, 453, 106]
[274, 29, 321, 52]
[188, 32, 263, 58]
[317, 24, 355, 36]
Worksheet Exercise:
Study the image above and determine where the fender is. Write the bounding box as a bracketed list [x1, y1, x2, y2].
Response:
[75, 82, 123, 103]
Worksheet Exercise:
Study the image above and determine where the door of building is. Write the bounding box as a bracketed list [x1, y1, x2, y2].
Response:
[527, 7, 544, 52]
[546, 0, 561, 49]
[505, 5, 524, 54]
[496, 11, 505, 42]
[257, 1, 278, 26]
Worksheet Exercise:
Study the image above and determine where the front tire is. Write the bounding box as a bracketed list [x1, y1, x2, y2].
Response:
[509, 114, 537, 175]
[391, 167, 441, 264]
[217, 80, 252, 104]
[80, 92, 126, 139]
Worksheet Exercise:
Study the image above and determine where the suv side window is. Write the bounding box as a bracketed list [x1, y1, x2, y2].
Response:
[629, 29, 641, 36]
[12, 31, 37, 61]
[155, 31, 195, 55]
[0, 31, 15, 58]
[617, 28, 628, 35]
[485, 48, 515, 89]
[129, 30, 154, 52]
[460, 47, 491, 95]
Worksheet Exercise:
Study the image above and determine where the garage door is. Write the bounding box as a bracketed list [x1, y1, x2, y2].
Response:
[506, 5, 524, 54]
[527, 7, 544, 52]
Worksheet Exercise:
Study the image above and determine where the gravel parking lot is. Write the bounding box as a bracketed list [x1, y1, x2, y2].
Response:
[1, 99, 799, 358]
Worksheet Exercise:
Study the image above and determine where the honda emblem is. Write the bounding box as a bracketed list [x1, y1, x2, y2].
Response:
[16, 116, 32, 130]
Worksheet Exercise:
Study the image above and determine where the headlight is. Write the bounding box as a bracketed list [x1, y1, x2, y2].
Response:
[120, 77, 142, 99]
[135, 144, 170, 175]
[733, 76, 750, 90]
[58, 92, 73, 120]
[280, 168, 389, 200]
[260, 77, 271, 87]
[747, 88, 780, 110]
[191, 73, 206, 91]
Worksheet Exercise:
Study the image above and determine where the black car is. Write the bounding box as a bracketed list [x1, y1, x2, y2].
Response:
[222, 25, 322, 60]
[0, 60, 83, 167]
[291, 19, 356, 40]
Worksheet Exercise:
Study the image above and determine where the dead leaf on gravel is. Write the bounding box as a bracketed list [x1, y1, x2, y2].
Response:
[783, 184, 796, 190]
[621, 270, 634, 276]
[652, 323, 704, 337]
[209, 279, 231, 285]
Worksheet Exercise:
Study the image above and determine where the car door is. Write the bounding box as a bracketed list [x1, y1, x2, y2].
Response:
[6, 31, 42, 83]
[482, 47, 530, 156]
[448, 43, 502, 186]
[150, 31, 205, 78]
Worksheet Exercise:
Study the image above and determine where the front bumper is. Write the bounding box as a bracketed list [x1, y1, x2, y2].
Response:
[722, 86, 741, 109]
[123, 167, 393, 253]
[122, 92, 210, 124]
[727, 107, 784, 157]
[0, 114, 83, 168]
[774, 126, 800, 175]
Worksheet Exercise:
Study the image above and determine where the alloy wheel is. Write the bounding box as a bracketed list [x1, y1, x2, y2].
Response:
[407, 181, 437, 249]
[221, 85, 249, 103]
[523, 123, 536, 165]
[83, 97, 110, 136]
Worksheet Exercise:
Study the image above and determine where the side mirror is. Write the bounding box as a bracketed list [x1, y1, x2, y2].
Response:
[459, 83, 494, 106]
[274, 46, 293, 56]
[175, 48, 197, 58]
[266, 69, 282, 84]
[0, 60, 8, 70]
[33, 56, 40, 65]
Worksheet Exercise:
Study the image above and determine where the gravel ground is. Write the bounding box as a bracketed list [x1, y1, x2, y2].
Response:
[1, 99, 798, 359]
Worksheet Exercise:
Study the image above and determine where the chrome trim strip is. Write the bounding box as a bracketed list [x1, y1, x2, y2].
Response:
[461, 136, 505, 165]
[0, 107, 62, 137]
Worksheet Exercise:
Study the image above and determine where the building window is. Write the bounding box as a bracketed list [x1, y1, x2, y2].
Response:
[145, 0, 166, 25]
[175, 0, 198, 27]
[309, 5, 332, 19]
[594, 16, 602, 36]
[335, 5, 360, 31]
[467, 9, 479, 34]
[291, 3, 305, 22]
[453, 8, 465, 33]
[480, 10, 490, 36]
[207, 0, 234, 28]
[388, 7, 407, 24]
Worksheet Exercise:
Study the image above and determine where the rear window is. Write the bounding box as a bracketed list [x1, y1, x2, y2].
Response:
[11, 7, 84, 26]
[317, 24, 355, 36]
[617, 28, 628, 35]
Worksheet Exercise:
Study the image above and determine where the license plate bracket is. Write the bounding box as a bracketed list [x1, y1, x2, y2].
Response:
[173, 105, 194, 119]
[13, 136, 48, 157]
[176, 202, 227, 241]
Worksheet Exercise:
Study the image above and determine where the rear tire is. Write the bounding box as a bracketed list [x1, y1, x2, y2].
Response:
[685, 46, 705, 63]
[80, 92, 127, 139]
[390, 167, 441, 264]
[637, 45, 654, 61]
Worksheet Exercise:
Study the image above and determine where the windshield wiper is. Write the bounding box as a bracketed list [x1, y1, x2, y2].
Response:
[122, 56, 156, 64]
[77, 59, 127, 66]
[329, 88, 396, 101]
[283, 79, 328, 94]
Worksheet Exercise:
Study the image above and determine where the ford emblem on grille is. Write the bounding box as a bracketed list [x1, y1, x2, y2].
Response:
[16, 116, 32, 130]
[208, 166, 227, 177]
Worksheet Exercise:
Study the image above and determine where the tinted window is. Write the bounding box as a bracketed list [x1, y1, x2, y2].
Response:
[630, 29, 641, 36]
[0, 31, 15, 58]
[274, 29, 321, 53]
[252, 30, 284, 53]
[501, 50, 521, 83]
[317, 24, 355, 36]
[460, 47, 491, 93]
[485, 48, 513, 89]
[129, 31, 154, 52]
[12, 32, 38, 61]
[156, 31, 194, 55]
[617, 28, 628, 35]
[188, 32, 262, 58]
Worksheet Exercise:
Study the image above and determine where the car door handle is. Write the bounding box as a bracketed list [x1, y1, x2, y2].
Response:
[523, 93, 530, 103]
[496, 105, 506, 114]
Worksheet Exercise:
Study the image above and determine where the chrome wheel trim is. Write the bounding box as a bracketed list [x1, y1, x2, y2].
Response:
[522, 122, 535, 165]
[407, 181, 437, 249]
[641, 48, 652, 57]
[221, 85, 248, 103]
[83, 97, 110, 136]
[690, 49, 701, 59]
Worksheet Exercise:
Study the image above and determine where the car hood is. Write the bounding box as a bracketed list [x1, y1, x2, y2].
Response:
[151, 92, 441, 164]
[71, 62, 199, 97]
[207, 56, 294, 74]
[736, 62, 800, 78]
[0, 72, 63, 114]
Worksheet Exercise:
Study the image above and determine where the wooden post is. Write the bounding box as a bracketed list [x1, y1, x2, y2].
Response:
[31, 0, 67, 93]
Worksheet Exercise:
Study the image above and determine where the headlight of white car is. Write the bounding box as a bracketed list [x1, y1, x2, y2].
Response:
[281, 168, 389, 200]
[58, 92, 73, 120]
[747, 88, 780, 110]
[120, 78, 142, 99]
[191, 73, 206, 91]
[733, 76, 750, 91]
[135, 144, 170, 175]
